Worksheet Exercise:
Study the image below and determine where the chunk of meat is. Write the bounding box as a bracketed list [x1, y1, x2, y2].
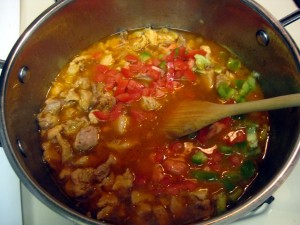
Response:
[112, 169, 134, 191]
[42, 141, 61, 169]
[96, 192, 118, 220]
[66, 55, 89, 75]
[97, 92, 116, 111]
[74, 125, 99, 151]
[69, 167, 95, 197]
[94, 154, 116, 182]
[56, 133, 73, 162]
[140, 96, 161, 111]
[170, 196, 185, 218]
[43, 99, 62, 114]
[144, 28, 158, 46]
[74, 77, 91, 89]
[131, 190, 154, 205]
[46, 125, 63, 140]
[163, 159, 189, 176]
[136, 202, 152, 217]
[64, 88, 80, 102]
[78, 89, 93, 111]
[152, 205, 170, 225]
[62, 117, 88, 136]
[37, 112, 59, 130]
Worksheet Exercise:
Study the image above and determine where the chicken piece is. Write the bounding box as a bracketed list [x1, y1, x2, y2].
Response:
[100, 53, 114, 66]
[74, 125, 99, 152]
[136, 202, 152, 217]
[170, 196, 185, 218]
[59, 167, 72, 180]
[47, 124, 63, 140]
[152, 205, 170, 225]
[64, 88, 80, 102]
[78, 89, 93, 111]
[73, 156, 90, 166]
[113, 114, 130, 135]
[42, 141, 61, 169]
[162, 158, 189, 176]
[140, 96, 161, 111]
[128, 31, 148, 51]
[144, 28, 158, 46]
[88, 110, 100, 124]
[96, 192, 118, 220]
[112, 169, 134, 191]
[37, 112, 59, 130]
[106, 139, 138, 152]
[56, 133, 73, 162]
[69, 167, 95, 197]
[97, 92, 116, 112]
[94, 154, 116, 182]
[43, 99, 62, 114]
[74, 77, 91, 89]
[157, 28, 179, 46]
[66, 55, 89, 75]
[62, 117, 88, 136]
[131, 190, 154, 205]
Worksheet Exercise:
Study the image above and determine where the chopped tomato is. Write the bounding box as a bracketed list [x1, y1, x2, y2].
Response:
[148, 68, 161, 81]
[183, 69, 197, 82]
[93, 72, 106, 83]
[228, 154, 243, 167]
[127, 80, 144, 94]
[104, 76, 117, 91]
[124, 54, 139, 63]
[121, 68, 133, 78]
[169, 141, 184, 153]
[114, 79, 129, 96]
[95, 64, 110, 73]
[109, 103, 123, 120]
[166, 180, 198, 195]
[174, 59, 189, 71]
[93, 110, 110, 121]
[116, 92, 133, 103]
[186, 49, 207, 58]
[223, 128, 246, 145]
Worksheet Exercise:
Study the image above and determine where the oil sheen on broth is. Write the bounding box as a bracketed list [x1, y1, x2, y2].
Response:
[37, 28, 269, 225]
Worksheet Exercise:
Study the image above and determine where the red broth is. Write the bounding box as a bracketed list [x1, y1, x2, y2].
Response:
[37, 28, 269, 225]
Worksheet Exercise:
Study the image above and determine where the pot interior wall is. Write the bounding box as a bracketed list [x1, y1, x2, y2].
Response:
[2, 0, 300, 223]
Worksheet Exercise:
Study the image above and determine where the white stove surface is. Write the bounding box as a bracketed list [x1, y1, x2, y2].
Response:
[0, 0, 300, 225]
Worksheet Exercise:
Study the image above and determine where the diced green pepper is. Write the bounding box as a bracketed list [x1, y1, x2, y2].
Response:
[215, 192, 227, 214]
[219, 145, 233, 155]
[194, 54, 211, 70]
[192, 170, 219, 181]
[228, 187, 243, 202]
[191, 151, 208, 164]
[227, 57, 241, 72]
[139, 51, 152, 62]
[159, 60, 167, 71]
[216, 82, 238, 100]
[240, 160, 256, 180]
[247, 125, 258, 148]
[222, 178, 236, 192]
[239, 76, 256, 97]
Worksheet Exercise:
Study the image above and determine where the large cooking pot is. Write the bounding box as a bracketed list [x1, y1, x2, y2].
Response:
[1, 0, 300, 224]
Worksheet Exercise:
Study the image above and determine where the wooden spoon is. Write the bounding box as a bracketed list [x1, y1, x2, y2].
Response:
[163, 93, 300, 138]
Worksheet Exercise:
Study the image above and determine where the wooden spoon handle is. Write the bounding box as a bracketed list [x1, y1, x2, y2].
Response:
[223, 93, 300, 117]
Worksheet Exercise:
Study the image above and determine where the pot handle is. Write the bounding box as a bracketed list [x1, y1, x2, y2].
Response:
[0, 59, 5, 69]
[279, 9, 300, 26]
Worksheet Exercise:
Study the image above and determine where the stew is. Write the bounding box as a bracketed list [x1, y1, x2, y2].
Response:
[37, 28, 269, 225]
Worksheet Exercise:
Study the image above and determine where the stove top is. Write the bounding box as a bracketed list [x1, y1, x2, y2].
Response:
[1, 1, 300, 225]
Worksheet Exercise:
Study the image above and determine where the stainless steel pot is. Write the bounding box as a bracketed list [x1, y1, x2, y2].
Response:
[1, 0, 300, 224]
